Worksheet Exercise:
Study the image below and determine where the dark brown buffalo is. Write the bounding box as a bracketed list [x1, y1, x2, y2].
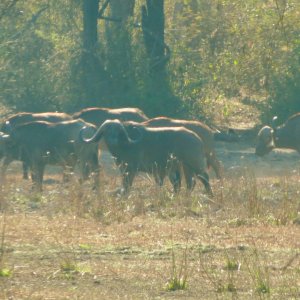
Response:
[144, 117, 223, 180]
[80, 119, 212, 195]
[0, 112, 72, 179]
[0, 112, 72, 131]
[72, 107, 148, 127]
[255, 113, 300, 156]
[0, 119, 99, 191]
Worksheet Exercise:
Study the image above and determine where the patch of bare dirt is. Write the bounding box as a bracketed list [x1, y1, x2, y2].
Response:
[215, 140, 300, 179]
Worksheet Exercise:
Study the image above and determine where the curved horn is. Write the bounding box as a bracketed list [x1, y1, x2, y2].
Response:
[79, 122, 106, 144]
[80, 119, 143, 146]
[257, 126, 274, 143]
[3, 121, 12, 133]
[0, 132, 10, 143]
[114, 122, 141, 145]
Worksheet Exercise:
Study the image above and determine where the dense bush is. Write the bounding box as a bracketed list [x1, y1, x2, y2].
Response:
[165, 0, 300, 121]
[266, 45, 300, 122]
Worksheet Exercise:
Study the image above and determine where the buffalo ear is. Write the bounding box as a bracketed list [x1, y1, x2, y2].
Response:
[117, 128, 131, 145]
[116, 124, 141, 145]
[122, 125, 143, 144]
[128, 126, 142, 140]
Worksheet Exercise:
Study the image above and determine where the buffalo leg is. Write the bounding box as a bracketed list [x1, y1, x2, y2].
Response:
[31, 162, 45, 192]
[168, 169, 181, 193]
[182, 164, 197, 191]
[0, 156, 29, 181]
[89, 153, 100, 190]
[207, 151, 223, 179]
[153, 165, 166, 187]
[62, 165, 74, 183]
[91, 166, 100, 191]
[122, 169, 136, 194]
[1, 156, 13, 179]
[166, 157, 181, 193]
[22, 161, 29, 180]
[196, 171, 213, 196]
[78, 160, 89, 182]
[184, 163, 213, 196]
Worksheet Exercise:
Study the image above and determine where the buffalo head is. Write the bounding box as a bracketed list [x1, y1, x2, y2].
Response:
[80, 119, 140, 147]
[255, 126, 275, 156]
[1, 121, 13, 133]
[0, 132, 10, 158]
[0, 131, 11, 148]
[0, 131, 10, 142]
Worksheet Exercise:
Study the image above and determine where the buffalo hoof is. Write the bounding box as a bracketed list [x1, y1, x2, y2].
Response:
[108, 187, 128, 198]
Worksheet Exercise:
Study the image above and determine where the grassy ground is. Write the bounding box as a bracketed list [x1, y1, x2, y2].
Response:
[0, 165, 299, 299]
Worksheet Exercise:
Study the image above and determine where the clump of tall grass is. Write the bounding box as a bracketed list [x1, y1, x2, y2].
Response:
[0, 207, 13, 278]
[166, 244, 189, 291]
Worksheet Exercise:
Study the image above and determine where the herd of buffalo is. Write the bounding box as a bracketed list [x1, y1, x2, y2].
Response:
[0, 107, 299, 195]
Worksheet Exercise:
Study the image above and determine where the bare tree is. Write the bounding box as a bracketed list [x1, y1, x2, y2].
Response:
[109, 0, 135, 20]
[100, 0, 137, 105]
[83, 0, 99, 51]
[77, 0, 110, 105]
[142, 0, 169, 73]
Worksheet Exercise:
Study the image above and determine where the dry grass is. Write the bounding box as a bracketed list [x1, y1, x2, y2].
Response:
[0, 166, 299, 299]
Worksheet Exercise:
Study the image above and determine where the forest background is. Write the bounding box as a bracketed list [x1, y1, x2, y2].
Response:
[1, 0, 299, 124]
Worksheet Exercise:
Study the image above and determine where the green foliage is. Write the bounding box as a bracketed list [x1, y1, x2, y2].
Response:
[165, 0, 300, 120]
[224, 258, 239, 271]
[0, 0, 81, 112]
[245, 247, 271, 296]
[166, 275, 188, 291]
[256, 278, 270, 294]
[166, 244, 189, 291]
[78, 243, 91, 251]
[266, 44, 300, 122]
[217, 282, 237, 293]
[0, 268, 12, 277]
[60, 259, 78, 273]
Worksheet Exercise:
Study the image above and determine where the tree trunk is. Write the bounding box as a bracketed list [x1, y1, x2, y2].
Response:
[142, 0, 167, 73]
[79, 0, 109, 105]
[140, 0, 180, 116]
[104, 0, 136, 106]
[83, 0, 99, 51]
[109, 0, 135, 20]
